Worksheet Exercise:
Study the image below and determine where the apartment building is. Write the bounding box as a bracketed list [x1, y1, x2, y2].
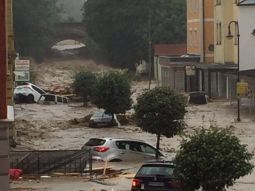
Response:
[187, 0, 214, 63]
[214, 0, 238, 65]
[154, 0, 216, 93]
[209, 0, 254, 100]
[153, 0, 253, 99]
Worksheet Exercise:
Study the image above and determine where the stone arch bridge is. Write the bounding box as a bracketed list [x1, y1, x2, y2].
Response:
[52, 22, 87, 46]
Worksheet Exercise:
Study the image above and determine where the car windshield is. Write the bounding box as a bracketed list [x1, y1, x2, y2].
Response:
[31, 85, 46, 94]
[93, 111, 104, 117]
[93, 111, 112, 118]
[137, 164, 174, 177]
[85, 138, 106, 146]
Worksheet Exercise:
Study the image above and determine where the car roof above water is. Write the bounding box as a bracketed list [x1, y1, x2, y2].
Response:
[142, 161, 174, 166]
[100, 137, 147, 143]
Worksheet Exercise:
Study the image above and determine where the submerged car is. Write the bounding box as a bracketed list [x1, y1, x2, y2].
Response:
[14, 82, 46, 103]
[89, 111, 118, 128]
[82, 138, 164, 162]
[131, 161, 182, 191]
[37, 94, 68, 104]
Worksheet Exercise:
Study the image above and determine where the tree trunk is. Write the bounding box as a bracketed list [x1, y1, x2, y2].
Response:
[155, 133, 161, 159]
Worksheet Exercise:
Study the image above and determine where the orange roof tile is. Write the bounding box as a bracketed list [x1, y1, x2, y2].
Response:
[154, 44, 187, 56]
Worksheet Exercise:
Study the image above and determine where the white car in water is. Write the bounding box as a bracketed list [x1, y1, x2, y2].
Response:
[89, 111, 118, 128]
[82, 138, 164, 162]
[14, 82, 46, 103]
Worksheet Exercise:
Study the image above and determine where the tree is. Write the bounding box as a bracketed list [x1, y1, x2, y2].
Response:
[73, 71, 97, 106]
[94, 71, 132, 120]
[13, 0, 59, 62]
[174, 127, 254, 191]
[83, 0, 186, 69]
[135, 87, 186, 159]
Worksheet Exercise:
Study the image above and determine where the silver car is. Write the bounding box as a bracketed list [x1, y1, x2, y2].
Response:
[82, 138, 164, 162]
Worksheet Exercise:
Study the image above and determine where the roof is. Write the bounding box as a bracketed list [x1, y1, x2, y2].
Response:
[160, 61, 238, 71]
[240, 69, 255, 77]
[238, 0, 255, 5]
[101, 137, 146, 142]
[154, 44, 187, 56]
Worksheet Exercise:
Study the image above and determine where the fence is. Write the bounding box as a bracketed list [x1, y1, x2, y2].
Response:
[10, 149, 92, 175]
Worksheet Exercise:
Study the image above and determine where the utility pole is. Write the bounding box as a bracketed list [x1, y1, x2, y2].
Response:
[148, 1, 152, 89]
[226, 21, 241, 122]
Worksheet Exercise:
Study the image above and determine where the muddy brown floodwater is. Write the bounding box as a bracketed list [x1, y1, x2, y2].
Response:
[12, 58, 255, 191]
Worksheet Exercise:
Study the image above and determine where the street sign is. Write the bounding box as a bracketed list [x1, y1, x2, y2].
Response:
[237, 81, 249, 97]
[15, 59, 30, 71]
[14, 71, 30, 82]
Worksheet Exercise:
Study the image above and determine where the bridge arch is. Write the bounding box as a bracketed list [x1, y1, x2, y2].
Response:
[52, 22, 87, 46]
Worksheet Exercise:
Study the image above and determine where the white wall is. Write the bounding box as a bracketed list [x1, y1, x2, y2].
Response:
[239, 6, 255, 71]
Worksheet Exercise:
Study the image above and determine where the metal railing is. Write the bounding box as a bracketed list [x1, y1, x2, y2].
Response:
[10, 149, 92, 175]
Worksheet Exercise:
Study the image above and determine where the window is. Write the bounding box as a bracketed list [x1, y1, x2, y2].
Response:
[116, 141, 142, 152]
[137, 165, 174, 177]
[194, 30, 198, 47]
[191, 30, 193, 47]
[216, 22, 222, 45]
[189, 29, 193, 47]
[215, 0, 221, 5]
[31, 85, 46, 94]
[129, 142, 142, 152]
[85, 138, 106, 146]
[116, 141, 129, 150]
[140, 143, 156, 154]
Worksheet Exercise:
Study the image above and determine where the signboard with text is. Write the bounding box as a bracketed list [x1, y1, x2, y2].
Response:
[15, 59, 30, 71]
[237, 81, 249, 97]
[14, 71, 30, 82]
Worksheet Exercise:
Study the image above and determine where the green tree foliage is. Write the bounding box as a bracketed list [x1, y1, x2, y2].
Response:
[83, 0, 186, 69]
[13, 0, 59, 62]
[94, 72, 132, 119]
[73, 71, 97, 106]
[174, 127, 254, 191]
[135, 87, 186, 158]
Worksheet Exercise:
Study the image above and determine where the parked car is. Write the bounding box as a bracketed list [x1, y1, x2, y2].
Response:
[89, 111, 118, 128]
[81, 138, 164, 162]
[131, 161, 182, 191]
[14, 82, 46, 103]
[188, 91, 208, 105]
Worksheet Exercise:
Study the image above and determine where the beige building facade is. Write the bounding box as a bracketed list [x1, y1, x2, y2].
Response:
[214, 0, 239, 65]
